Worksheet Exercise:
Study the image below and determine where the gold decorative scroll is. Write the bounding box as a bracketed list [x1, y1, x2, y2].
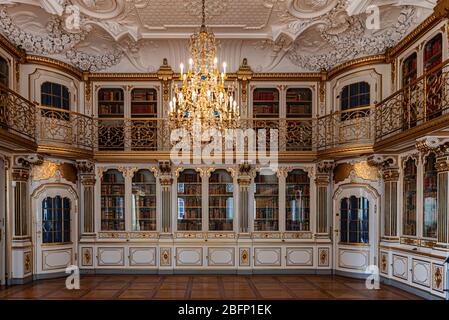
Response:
[31, 160, 78, 184]
[333, 161, 379, 183]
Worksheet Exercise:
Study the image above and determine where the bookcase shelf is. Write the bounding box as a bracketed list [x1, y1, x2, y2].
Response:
[178, 170, 202, 231]
[254, 173, 279, 231]
[209, 170, 234, 231]
[286, 88, 312, 118]
[131, 88, 158, 118]
[403, 158, 417, 236]
[132, 169, 157, 231]
[286, 170, 310, 231]
[101, 169, 125, 231]
[98, 88, 125, 117]
[253, 88, 279, 118]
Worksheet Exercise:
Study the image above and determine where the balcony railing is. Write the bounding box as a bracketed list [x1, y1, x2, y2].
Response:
[375, 58, 449, 141]
[1, 59, 448, 156]
[0, 85, 36, 141]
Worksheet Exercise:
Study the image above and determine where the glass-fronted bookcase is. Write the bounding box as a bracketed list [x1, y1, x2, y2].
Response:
[97, 166, 313, 234]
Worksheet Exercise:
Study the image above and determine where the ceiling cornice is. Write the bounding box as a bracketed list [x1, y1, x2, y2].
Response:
[327, 55, 387, 80]
[25, 55, 83, 80]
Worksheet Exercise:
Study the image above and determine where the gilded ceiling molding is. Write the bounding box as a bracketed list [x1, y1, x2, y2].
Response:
[327, 55, 386, 80]
[26, 55, 83, 79]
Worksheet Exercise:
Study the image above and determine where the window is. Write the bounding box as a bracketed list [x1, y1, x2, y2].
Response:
[423, 153, 438, 239]
[340, 82, 370, 120]
[0, 56, 8, 87]
[403, 158, 417, 236]
[42, 196, 71, 244]
[286, 169, 310, 231]
[340, 196, 369, 244]
[41, 82, 70, 120]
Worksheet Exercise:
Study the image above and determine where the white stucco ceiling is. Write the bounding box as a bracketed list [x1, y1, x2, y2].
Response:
[0, 0, 437, 72]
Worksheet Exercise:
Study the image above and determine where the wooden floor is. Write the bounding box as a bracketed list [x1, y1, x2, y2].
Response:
[0, 274, 420, 300]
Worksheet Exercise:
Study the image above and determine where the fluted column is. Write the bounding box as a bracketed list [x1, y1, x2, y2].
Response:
[12, 167, 30, 238]
[382, 168, 400, 240]
[315, 161, 334, 238]
[436, 154, 449, 247]
[158, 161, 173, 234]
[237, 163, 254, 234]
[76, 160, 96, 237]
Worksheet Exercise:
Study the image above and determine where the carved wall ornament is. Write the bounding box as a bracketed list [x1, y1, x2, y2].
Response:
[333, 160, 379, 183]
[31, 160, 78, 184]
[75, 160, 95, 174]
[316, 160, 334, 174]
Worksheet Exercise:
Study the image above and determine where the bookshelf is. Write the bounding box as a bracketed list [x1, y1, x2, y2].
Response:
[340, 196, 369, 244]
[131, 88, 158, 117]
[402, 53, 418, 87]
[423, 153, 438, 239]
[286, 88, 312, 118]
[98, 88, 125, 150]
[208, 170, 234, 231]
[285, 170, 310, 231]
[101, 169, 125, 231]
[132, 169, 157, 231]
[403, 158, 417, 236]
[424, 34, 443, 119]
[402, 53, 418, 129]
[98, 88, 125, 117]
[253, 88, 279, 118]
[177, 169, 202, 231]
[0, 56, 8, 87]
[253, 173, 279, 231]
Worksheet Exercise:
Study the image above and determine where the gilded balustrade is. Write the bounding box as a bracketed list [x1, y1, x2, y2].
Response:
[2, 59, 449, 155]
[0, 84, 36, 140]
[375, 59, 449, 141]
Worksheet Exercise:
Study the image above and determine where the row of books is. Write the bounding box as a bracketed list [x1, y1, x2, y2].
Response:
[135, 221, 156, 231]
[99, 90, 124, 101]
[131, 105, 157, 114]
[287, 105, 312, 114]
[179, 197, 202, 207]
[135, 212, 156, 219]
[178, 185, 201, 195]
[254, 90, 279, 101]
[103, 174, 124, 183]
[209, 185, 233, 195]
[209, 197, 232, 207]
[132, 90, 157, 101]
[179, 210, 202, 219]
[101, 221, 125, 231]
[178, 221, 202, 231]
[209, 209, 233, 219]
[101, 197, 124, 207]
[101, 211, 124, 219]
[209, 222, 233, 231]
[99, 104, 124, 116]
[254, 221, 278, 231]
[253, 105, 278, 114]
[286, 90, 311, 102]
[286, 221, 310, 231]
[135, 197, 156, 207]
[101, 184, 125, 194]
[132, 184, 156, 193]
[178, 174, 201, 183]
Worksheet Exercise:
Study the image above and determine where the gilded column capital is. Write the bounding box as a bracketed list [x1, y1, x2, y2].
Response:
[436, 156, 449, 173]
[158, 161, 173, 186]
[316, 160, 334, 174]
[14, 154, 44, 169]
[416, 137, 449, 157]
[367, 155, 399, 180]
[382, 168, 400, 181]
[12, 168, 30, 182]
[80, 175, 96, 186]
[76, 160, 95, 175]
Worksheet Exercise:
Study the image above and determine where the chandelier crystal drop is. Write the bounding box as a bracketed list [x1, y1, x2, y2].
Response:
[169, 0, 240, 132]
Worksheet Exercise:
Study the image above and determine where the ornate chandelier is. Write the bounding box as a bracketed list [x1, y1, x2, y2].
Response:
[169, 0, 240, 132]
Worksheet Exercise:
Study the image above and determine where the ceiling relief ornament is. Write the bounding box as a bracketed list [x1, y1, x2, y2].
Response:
[0, 7, 89, 54]
[265, 1, 418, 71]
[66, 48, 123, 71]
